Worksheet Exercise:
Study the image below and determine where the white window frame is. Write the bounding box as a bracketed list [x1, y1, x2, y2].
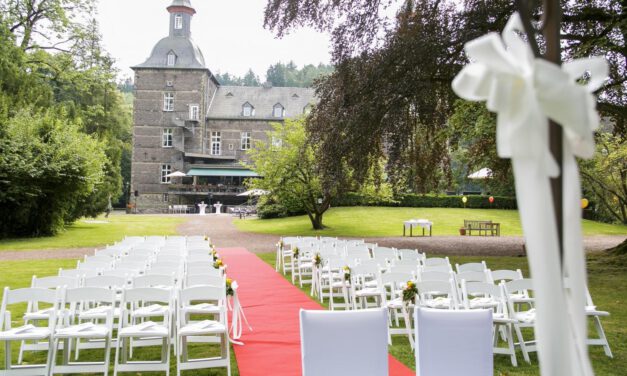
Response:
[174, 14, 183, 30]
[167, 52, 176, 66]
[163, 92, 174, 112]
[272, 136, 283, 149]
[211, 131, 221, 156]
[189, 104, 200, 121]
[161, 164, 172, 184]
[241, 131, 251, 150]
[242, 103, 254, 117]
[273, 104, 284, 118]
[162, 128, 173, 148]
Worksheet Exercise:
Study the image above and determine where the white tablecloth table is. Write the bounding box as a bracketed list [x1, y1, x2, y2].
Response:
[403, 219, 433, 237]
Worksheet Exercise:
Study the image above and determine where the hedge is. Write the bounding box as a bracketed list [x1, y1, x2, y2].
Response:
[332, 192, 517, 210]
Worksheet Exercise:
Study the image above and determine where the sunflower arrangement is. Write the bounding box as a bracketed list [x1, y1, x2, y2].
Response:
[314, 253, 322, 268]
[211, 248, 219, 261]
[213, 258, 224, 269]
[343, 266, 351, 283]
[293, 247, 300, 259]
[226, 278, 234, 297]
[402, 281, 418, 304]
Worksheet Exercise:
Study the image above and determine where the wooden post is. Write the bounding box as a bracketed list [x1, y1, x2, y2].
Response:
[543, 1, 563, 262]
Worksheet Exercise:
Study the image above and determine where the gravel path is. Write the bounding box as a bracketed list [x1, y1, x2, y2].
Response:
[0, 214, 624, 260]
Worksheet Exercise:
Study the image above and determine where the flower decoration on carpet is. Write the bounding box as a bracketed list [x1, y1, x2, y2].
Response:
[313, 253, 322, 268]
[213, 258, 223, 269]
[293, 246, 299, 259]
[402, 281, 418, 305]
[211, 249, 219, 261]
[204, 235, 209, 241]
[226, 277, 234, 297]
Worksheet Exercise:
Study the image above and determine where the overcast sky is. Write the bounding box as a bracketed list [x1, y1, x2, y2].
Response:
[97, 0, 332, 81]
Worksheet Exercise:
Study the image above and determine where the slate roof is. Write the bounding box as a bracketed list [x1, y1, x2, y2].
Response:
[133, 36, 206, 70]
[169, 0, 193, 7]
[207, 86, 316, 119]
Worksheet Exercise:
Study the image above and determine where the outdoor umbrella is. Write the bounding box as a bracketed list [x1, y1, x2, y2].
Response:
[165, 171, 187, 178]
[237, 189, 270, 197]
[467, 168, 492, 179]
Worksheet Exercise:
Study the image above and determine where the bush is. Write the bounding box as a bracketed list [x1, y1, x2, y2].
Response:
[333, 193, 517, 209]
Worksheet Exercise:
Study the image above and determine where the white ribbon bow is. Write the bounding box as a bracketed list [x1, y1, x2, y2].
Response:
[452, 12, 607, 376]
[229, 280, 252, 345]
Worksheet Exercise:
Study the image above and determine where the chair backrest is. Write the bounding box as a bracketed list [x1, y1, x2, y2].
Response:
[461, 281, 504, 310]
[0, 287, 59, 330]
[415, 280, 459, 308]
[398, 249, 424, 262]
[489, 269, 524, 284]
[418, 270, 453, 282]
[132, 274, 176, 288]
[32, 275, 80, 289]
[456, 261, 488, 273]
[420, 264, 452, 273]
[58, 268, 99, 278]
[423, 257, 450, 267]
[300, 308, 388, 376]
[186, 274, 225, 288]
[155, 255, 184, 264]
[415, 308, 493, 376]
[456, 270, 488, 284]
[77, 260, 112, 271]
[346, 248, 371, 261]
[186, 264, 221, 276]
[372, 247, 396, 261]
[389, 264, 418, 277]
[122, 287, 172, 306]
[84, 275, 127, 289]
[502, 278, 534, 314]
[178, 285, 225, 308]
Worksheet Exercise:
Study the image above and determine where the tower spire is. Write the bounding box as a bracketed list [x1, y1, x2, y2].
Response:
[167, 0, 195, 38]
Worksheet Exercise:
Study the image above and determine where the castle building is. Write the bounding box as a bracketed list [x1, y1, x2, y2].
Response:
[131, 0, 315, 213]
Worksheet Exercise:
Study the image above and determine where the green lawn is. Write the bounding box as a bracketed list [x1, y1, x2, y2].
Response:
[235, 207, 627, 237]
[258, 251, 626, 375]
[0, 259, 239, 375]
[0, 214, 186, 251]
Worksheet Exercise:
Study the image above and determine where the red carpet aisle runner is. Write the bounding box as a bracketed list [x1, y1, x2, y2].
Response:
[219, 248, 414, 376]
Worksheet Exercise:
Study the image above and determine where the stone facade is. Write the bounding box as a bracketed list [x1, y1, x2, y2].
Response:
[130, 1, 315, 213]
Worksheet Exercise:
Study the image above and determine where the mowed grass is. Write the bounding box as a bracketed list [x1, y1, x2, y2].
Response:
[257, 251, 627, 375]
[0, 259, 239, 375]
[236, 206, 627, 237]
[0, 214, 186, 251]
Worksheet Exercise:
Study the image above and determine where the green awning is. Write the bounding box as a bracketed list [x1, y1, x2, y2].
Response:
[186, 168, 260, 177]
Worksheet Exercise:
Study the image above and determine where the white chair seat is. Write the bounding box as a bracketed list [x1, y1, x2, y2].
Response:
[118, 321, 169, 337]
[354, 288, 381, 297]
[79, 306, 120, 319]
[183, 303, 221, 314]
[0, 325, 51, 341]
[512, 309, 536, 323]
[424, 297, 453, 309]
[179, 320, 226, 336]
[55, 323, 109, 339]
[585, 306, 609, 316]
[469, 297, 499, 309]
[131, 304, 170, 318]
[385, 297, 406, 309]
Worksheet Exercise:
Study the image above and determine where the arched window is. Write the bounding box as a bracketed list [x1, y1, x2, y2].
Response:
[242, 102, 254, 117]
[167, 52, 176, 66]
[174, 14, 183, 30]
[273, 103, 285, 118]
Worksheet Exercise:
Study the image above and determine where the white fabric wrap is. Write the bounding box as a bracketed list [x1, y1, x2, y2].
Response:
[229, 280, 252, 344]
[452, 13, 607, 376]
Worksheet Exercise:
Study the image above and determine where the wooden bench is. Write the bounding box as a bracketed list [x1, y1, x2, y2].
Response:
[463, 220, 500, 236]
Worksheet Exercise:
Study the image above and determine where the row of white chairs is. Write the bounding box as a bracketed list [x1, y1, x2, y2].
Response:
[278, 236, 613, 368]
[0, 235, 232, 376]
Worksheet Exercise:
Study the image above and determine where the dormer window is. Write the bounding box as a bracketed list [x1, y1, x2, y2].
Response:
[242, 102, 254, 117]
[273, 103, 285, 118]
[167, 52, 176, 66]
[174, 14, 183, 30]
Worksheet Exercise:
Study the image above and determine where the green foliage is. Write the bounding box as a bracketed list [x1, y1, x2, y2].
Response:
[0, 108, 107, 236]
[246, 118, 345, 229]
[331, 193, 517, 210]
[580, 132, 627, 224]
[216, 62, 333, 88]
[0, 4, 132, 236]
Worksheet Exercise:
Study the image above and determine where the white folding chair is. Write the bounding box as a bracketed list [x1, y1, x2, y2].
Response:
[379, 272, 414, 347]
[114, 287, 173, 375]
[415, 308, 493, 376]
[185, 274, 225, 288]
[132, 274, 176, 289]
[415, 280, 459, 310]
[349, 263, 383, 310]
[462, 280, 518, 366]
[0, 287, 59, 376]
[59, 268, 99, 279]
[488, 269, 524, 284]
[502, 278, 536, 363]
[176, 286, 230, 376]
[50, 287, 116, 376]
[300, 308, 388, 376]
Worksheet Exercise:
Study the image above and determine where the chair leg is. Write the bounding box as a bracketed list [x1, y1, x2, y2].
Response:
[4, 340, 11, 371]
[513, 325, 530, 364]
[592, 316, 613, 358]
[103, 337, 111, 376]
[506, 324, 518, 367]
[49, 338, 60, 376]
[176, 335, 182, 376]
[113, 336, 121, 376]
[17, 339, 25, 364]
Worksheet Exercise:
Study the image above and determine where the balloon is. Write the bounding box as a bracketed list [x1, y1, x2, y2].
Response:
[581, 198, 589, 209]
[489, 196, 495, 204]
[462, 196, 468, 204]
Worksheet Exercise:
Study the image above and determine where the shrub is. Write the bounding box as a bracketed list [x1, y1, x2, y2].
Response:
[333, 193, 517, 209]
